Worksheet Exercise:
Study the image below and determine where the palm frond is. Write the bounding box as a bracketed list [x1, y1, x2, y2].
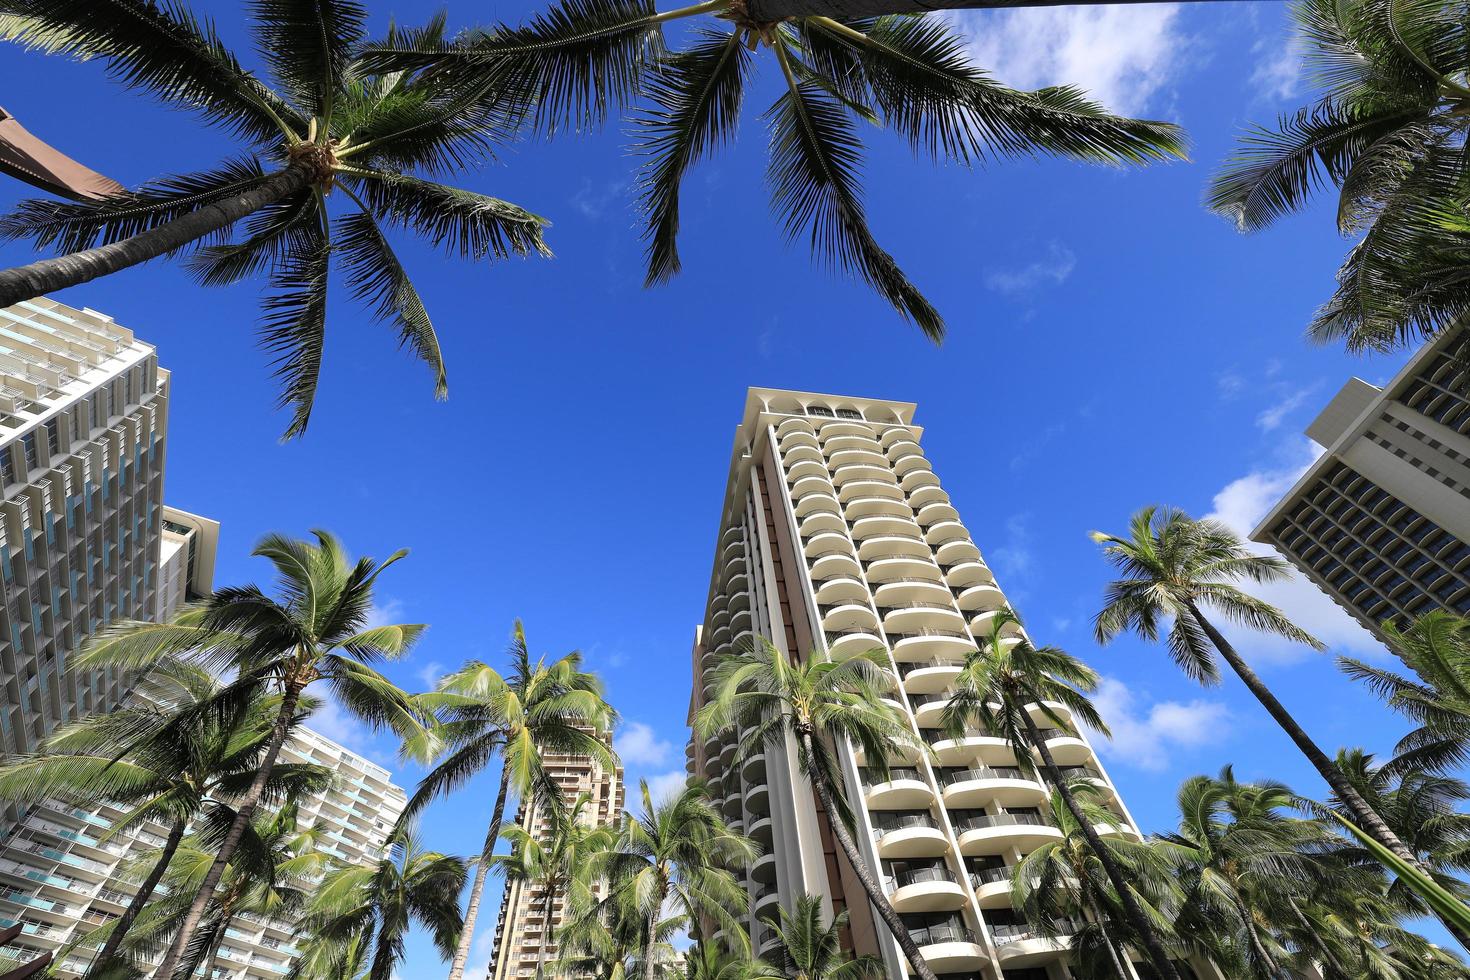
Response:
[259, 218, 331, 439]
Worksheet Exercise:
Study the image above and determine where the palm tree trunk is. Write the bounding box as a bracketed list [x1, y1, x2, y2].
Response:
[535, 878, 557, 980]
[744, 0, 1215, 21]
[1082, 888, 1135, 980]
[198, 916, 229, 980]
[1184, 602, 1419, 867]
[87, 816, 186, 975]
[641, 897, 663, 980]
[1239, 895, 1284, 979]
[0, 163, 314, 308]
[797, 729, 941, 980]
[153, 683, 302, 980]
[446, 768, 512, 980]
[1021, 714, 1182, 980]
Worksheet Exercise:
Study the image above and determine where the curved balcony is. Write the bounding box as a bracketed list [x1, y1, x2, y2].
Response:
[832, 463, 893, 488]
[943, 560, 993, 588]
[777, 417, 816, 440]
[915, 501, 960, 526]
[925, 732, 1012, 765]
[901, 469, 941, 493]
[910, 924, 988, 973]
[843, 495, 910, 520]
[870, 814, 949, 859]
[817, 421, 873, 442]
[879, 427, 918, 449]
[861, 766, 934, 808]
[699, 648, 720, 674]
[786, 459, 829, 485]
[1029, 728, 1093, 767]
[815, 575, 868, 605]
[1056, 765, 1114, 800]
[935, 539, 982, 566]
[891, 629, 974, 662]
[751, 852, 778, 884]
[888, 866, 967, 913]
[720, 739, 739, 766]
[790, 475, 837, 501]
[891, 452, 931, 478]
[992, 919, 1082, 967]
[953, 583, 1005, 612]
[827, 448, 887, 470]
[858, 534, 930, 562]
[898, 657, 964, 694]
[803, 531, 854, 559]
[726, 570, 751, 596]
[969, 864, 1017, 907]
[908, 484, 950, 509]
[909, 692, 954, 726]
[745, 781, 771, 816]
[838, 479, 903, 503]
[799, 509, 845, 537]
[882, 601, 966, 632]
[821, 434, 883, 457]
[953, 814, 1062, 855]
[849, 514, 916, 540]
[821, 604, 879, 636]
[730, 606, 753, 631]
[749, 815, 774, 850]
[753, 886, 781, 919]
[872, 578, 953, 606]
[865, 556, 942, 583]
[782, 442, 823, 466]
[939, 766, 1045, 808]
[809, 550, 861, 580]
[722, 524, 746, 544]
[742, 751, 768, 785]
[710, 624, 732, 649]
[925, 520, 969, 546]
[824, 628, 885, 660]
[721, 790, 743, 820]
[731, 627, 755, 652]
[794, 490, 841, 519]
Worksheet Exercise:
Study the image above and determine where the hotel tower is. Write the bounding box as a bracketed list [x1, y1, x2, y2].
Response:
[490, 726, 625, 980]
[683, 389, 1204, 980]
[1253, 327, 1470, 642]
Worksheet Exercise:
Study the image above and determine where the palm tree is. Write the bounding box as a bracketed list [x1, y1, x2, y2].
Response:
[1340, 611, 1470, 776]
[403, 623, 615, 980]
[683, 942, 759, 980]
[695, 637, 942, 980]
[74, 529, 427, 980]
[598, 778, 755, 980]
[495, 792, 617, 980]
[747, 895, 883, 979]
[1091, 507, 1420, 868]
[1013, 781, 1180, 980]
[1167, 767, 1374, 979]
[0, 660, 330, 974]
[292, 825, 467, 980]
[114, 800, 328, 980]
[0, 1, 549, 437]
[362, 0, 1184, 338]
[939, 609, 1183, 980]
[1206, 0, 1470, 356]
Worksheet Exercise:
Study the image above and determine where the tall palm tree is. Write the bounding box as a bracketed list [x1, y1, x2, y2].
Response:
[495, 791, 617, 980]
[0, 1, 549, 437]
[292, 825, 467, 980]
[1206, 0, 1470, 356]
[1340, 611, 1470, 776]
[73, 529, 427, 980]
[403, 623, 615, 980]
[747, 894, 883, 979]
[696, 637, 941, 980]
[939, 609, 1183, 980]
[0, 660, 329, 974]
[362, 0, 1184, 337]
[1013, 781, 1180, 980]
[597, 778, 754, 980]
[1091, 507, 1419, 868]
[114, 800, 328, 980]
[683, 942, 760, 980]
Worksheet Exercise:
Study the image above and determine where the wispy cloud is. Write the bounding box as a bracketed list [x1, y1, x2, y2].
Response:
[364, 598, 405, 630]
[614, 721, 675, 767]
[303, 694, 395, 768]
[990, 513, 1038, 603]
[948, 5, 1187, 116]
[1256, 385, 1320, 432]
[570, 178, 626, 219]
[1086, 676, 1232, 771]
[983, 242, 1076, 296]
[1250, 23, 1302, 102]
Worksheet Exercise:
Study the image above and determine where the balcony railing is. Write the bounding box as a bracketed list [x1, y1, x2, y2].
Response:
[990, 918, 1084, 945]
[886, 864, 955, 890]
[950, 812, 1051, 833]
[906, 918, 979, 947]
[869, 812, 937, 837]
[939, 766, 1027, 786]
[860, 766, 924, 787]
[897, 657, 963, 678]
[969, 864, 1011, 887]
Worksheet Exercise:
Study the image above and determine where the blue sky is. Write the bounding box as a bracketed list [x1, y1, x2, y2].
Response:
[0, 0, 1444, 970]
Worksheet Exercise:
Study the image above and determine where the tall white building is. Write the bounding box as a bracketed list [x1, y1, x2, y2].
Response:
[685, 389, 1212, 980]
[155, 506, 220, 623]
[0, 719, 407, 978]
[0, 297, 169, 758]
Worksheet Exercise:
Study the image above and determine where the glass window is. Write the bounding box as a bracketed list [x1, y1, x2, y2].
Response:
[44, 419, 58, 456]
[0, 446, 14, 484]
[21, 431, 37, 470]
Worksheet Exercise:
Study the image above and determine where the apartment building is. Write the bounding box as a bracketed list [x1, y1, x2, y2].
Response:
[156, 506, 220, 623]
[0, 297, 171, 759]
[683, 388, 1209, 980]
[490, 726, 624, 979]
[1252, 328, 1470, 643]
[0, 719, 407, 978]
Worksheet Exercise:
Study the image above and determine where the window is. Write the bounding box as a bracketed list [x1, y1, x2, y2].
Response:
[0, 447, 13, 484]
[21, 431, 37, 470]
[805, 405, 834, 417]
[44, 419, 58, 456]
[70, 406, 81, 442]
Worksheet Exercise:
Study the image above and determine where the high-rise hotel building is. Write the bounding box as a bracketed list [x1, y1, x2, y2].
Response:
[683, 389, 1198, 980]
[490, 727, 624, 980]
[0, 297, 173, 758]
[1252, 328, 1470, 642]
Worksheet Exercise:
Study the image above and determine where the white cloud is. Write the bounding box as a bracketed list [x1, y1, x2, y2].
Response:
[983, 242, 1076, 296]
[1204, 440, 1383, 661]
[303, 693, 394, 767]
[1256, 385, 1319, 432]
[990, 513, 1036, 599]
[948, 5, 1186, 116]
[364, 598, 405, 630]
[1087, 676, 1231, 771]
[645, 770, 689, 805]
[464, 922, 498, 980]
[1217, 371, 1247, 400]
[1250, 32, 1301, 102]
[614, 721, 674, 767]
[415, 660, 445, 690]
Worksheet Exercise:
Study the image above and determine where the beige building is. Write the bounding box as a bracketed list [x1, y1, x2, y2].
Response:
[683, 389, 1207, 980]
[490, 726, 624, 979]
[155, 506, 220, 623]
[1252, 328, 1470, 642]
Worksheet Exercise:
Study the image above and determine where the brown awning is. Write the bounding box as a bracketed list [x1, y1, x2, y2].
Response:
[0, 105, 124, 201]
